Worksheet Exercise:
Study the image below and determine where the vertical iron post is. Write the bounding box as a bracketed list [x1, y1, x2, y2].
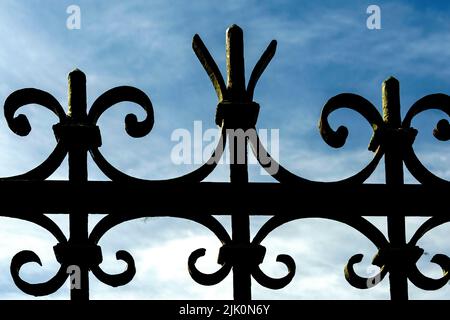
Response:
[226, 25, 252, 301]
[382, 77, 408, 300]
[67, 69, 90, 300]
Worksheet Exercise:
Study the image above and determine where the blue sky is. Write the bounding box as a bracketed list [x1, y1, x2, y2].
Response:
[0, 0, 449, 299]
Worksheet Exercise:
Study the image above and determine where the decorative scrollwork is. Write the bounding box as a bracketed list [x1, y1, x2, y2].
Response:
[248, 131, 384, 185]
[188, 248, 232, 286]
[252, 214, 389, 290]
[344, 254, 388, 289]
[90, 250, 136, 288]
[87, 85, 155, 182]
[89, 212, 232, 288]
[317, 93, 385, 183]
[87, 86, 154, 138]
[4, 88, 67, 136]
[243, 92, 386, 184]
[2, 89, 68, 181]
[319, 93, 383, 149]
[252, 254, 296, 290]
[407, 255, 450, 291]
[4, 214, 68, 296]
[402, 94, 450, 185]
[1, 67, 228, 183]
[406, 217, 450, 290]
[90, 126, 227, 183]
[11, 250, 68, 297]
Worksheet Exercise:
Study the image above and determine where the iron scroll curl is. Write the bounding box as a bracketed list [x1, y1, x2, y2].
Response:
[89, 213, 233, 288]
[252, 214, 390, 290]
[5, 214, 69, 296]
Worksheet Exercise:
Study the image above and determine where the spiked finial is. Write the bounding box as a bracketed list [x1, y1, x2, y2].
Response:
[193, 24, 277, 103]
[226, 24, 246, 102]
[68, 69, 87, 120]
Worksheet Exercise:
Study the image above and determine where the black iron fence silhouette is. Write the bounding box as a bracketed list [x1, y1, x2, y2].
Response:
[2, 24, 450, 301]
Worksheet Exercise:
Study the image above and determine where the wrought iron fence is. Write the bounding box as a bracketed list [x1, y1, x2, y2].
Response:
[1, 24, 450, 301]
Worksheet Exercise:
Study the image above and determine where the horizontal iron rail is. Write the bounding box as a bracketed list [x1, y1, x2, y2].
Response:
[0, 180, 446, 216]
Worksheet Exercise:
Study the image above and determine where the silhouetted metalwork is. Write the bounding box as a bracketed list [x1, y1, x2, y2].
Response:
[1, 24, 449, 301]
